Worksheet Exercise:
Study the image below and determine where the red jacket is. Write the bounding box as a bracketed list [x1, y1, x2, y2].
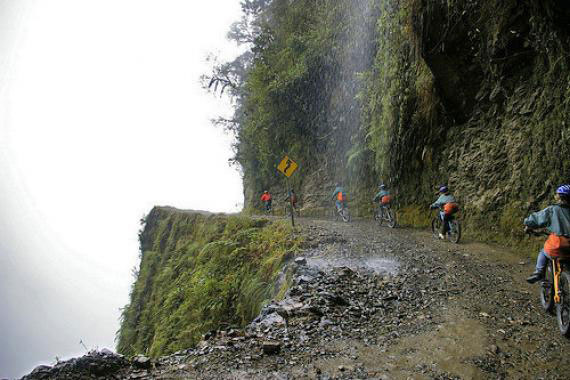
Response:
[261, 193, 272, 202]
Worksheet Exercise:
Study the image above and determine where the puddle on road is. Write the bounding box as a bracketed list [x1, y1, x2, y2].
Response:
[307, 256, 399, 275]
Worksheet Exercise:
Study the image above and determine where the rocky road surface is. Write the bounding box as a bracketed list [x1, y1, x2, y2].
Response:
[22, 218, 570, 379]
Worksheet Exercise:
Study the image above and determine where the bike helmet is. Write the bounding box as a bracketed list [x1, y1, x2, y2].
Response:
[556, 184, 570, 195]
[439, 185, 448, 193]
[379, 184, 386, 189]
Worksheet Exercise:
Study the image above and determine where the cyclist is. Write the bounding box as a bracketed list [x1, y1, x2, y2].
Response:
[332, 183, 347, 213]
[260, 190, 272, 212]
[373, 184, 392, 205]
[430, 185, 459, 239]
[525, 184, 570, 283]
[373, 184, 392, 218]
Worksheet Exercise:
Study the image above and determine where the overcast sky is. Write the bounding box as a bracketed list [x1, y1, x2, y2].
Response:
[0, 1, 244, 377]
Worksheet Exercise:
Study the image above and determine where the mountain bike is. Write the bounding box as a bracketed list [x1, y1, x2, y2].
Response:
[431, 209, 461, 243]
[529, 230, 570, 337]
[374, 204, 396, 228]
[334, 203, 350, 223]
[263, 202, 273, 215]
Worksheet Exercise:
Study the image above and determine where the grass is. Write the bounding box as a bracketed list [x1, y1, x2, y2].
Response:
[116, 207, 303, 357]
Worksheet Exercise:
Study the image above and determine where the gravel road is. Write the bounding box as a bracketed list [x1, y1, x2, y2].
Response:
[24, 217, 570, 379]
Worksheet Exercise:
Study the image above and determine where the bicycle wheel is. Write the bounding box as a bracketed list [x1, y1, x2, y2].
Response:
[540, 264, 555, 314]
[556, 271, 570, 337]
[377, 208, 384, 226]
[341, 208, 350, 223]
[448, 220, 461, 244]
[374, 208, 381, 222]
[431, 217, 441, 238]
[386, 208, 396, 228]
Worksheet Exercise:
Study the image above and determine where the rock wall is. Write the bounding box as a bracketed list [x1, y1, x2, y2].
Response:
[236, 0, 570, 248]
[386, 0, 570, 246]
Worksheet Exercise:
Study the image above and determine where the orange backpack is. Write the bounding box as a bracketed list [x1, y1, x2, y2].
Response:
[443, 202, 459, 215]
[381, 195, 392, 205]
[545, 234, 570, 257]
[337, 192, 346, 201]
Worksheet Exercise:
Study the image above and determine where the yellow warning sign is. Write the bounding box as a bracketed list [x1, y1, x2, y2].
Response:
[277, 156, 298, 177]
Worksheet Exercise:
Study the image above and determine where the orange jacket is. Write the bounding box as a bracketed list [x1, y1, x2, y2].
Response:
[261, 193, 272, 202]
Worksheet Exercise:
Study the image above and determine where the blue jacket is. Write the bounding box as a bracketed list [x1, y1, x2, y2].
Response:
[374, 190, 390, 202]
[524, 204, 570, 237]
[430, 194, 456, 209]
[332, 186, 345, 200]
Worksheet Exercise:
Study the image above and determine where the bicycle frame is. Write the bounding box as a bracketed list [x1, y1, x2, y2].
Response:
[553, 258, 563, 304]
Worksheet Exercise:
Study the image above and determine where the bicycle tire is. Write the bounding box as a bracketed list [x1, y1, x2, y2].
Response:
[448, 220, 461, 244]
[431, 217, 441, 238]
[540, 264, 555, 314]
[341, 208, 350, 223]
[386, 208, 396, 228]
[377, 208, 384, 226]
[556, 271, 570, 337]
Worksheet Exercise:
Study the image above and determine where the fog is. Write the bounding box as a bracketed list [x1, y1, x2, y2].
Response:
[0, 1, 243, 377]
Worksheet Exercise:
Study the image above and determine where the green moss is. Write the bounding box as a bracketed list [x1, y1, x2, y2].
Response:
[397, 205, 432, 228]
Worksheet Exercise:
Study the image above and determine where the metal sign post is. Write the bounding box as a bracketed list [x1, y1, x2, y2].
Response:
[286, 177, 294, 227]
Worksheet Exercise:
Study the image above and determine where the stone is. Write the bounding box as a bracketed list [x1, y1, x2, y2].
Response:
[132, 355, 152, 369]
[295, 257, 307, 266]
[261, 341, 281, 355]
[30, 365, 52, 375]
[100, 348, 115, 356]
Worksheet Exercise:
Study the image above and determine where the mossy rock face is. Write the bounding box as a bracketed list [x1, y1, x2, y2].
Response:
[117, 207, 302, 358]
[218, 0, 568, 256]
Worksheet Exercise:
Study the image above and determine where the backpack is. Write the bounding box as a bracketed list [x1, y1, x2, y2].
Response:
[443, 202, 459, 215]
[381, 195, 392, 205]
[337, 192, 346, 202]
[545, 234, 570, 257]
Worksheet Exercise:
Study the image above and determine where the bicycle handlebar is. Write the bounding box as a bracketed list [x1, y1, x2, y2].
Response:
[525, 228, 549, 237]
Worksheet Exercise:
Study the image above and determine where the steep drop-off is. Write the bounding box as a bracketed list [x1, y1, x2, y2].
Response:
[116, 207, 301, 357]
[215, 0, 570, 250]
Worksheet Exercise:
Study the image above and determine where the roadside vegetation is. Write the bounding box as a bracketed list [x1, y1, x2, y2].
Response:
[116, 207, 302, 357]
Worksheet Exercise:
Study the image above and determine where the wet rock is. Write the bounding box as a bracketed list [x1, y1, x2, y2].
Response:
[28, 365, 51, 377]
[295, 257, 308, 266]
[319, 291, 349, 306]
[296, 275, 314, 284]
[203, 330, 215, 340]
[488, 345, 500, 355]
[132, 355, 151, 369]
[261, 341, 281, 355]
[22, 350, 129, 379]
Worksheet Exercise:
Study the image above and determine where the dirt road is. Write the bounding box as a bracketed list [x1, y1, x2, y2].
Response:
[24, 217, 570, 379]
[145, 217, 568, 379]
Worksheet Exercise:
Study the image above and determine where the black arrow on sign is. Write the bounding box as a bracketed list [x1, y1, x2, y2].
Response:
[284, 159, 292, 175]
